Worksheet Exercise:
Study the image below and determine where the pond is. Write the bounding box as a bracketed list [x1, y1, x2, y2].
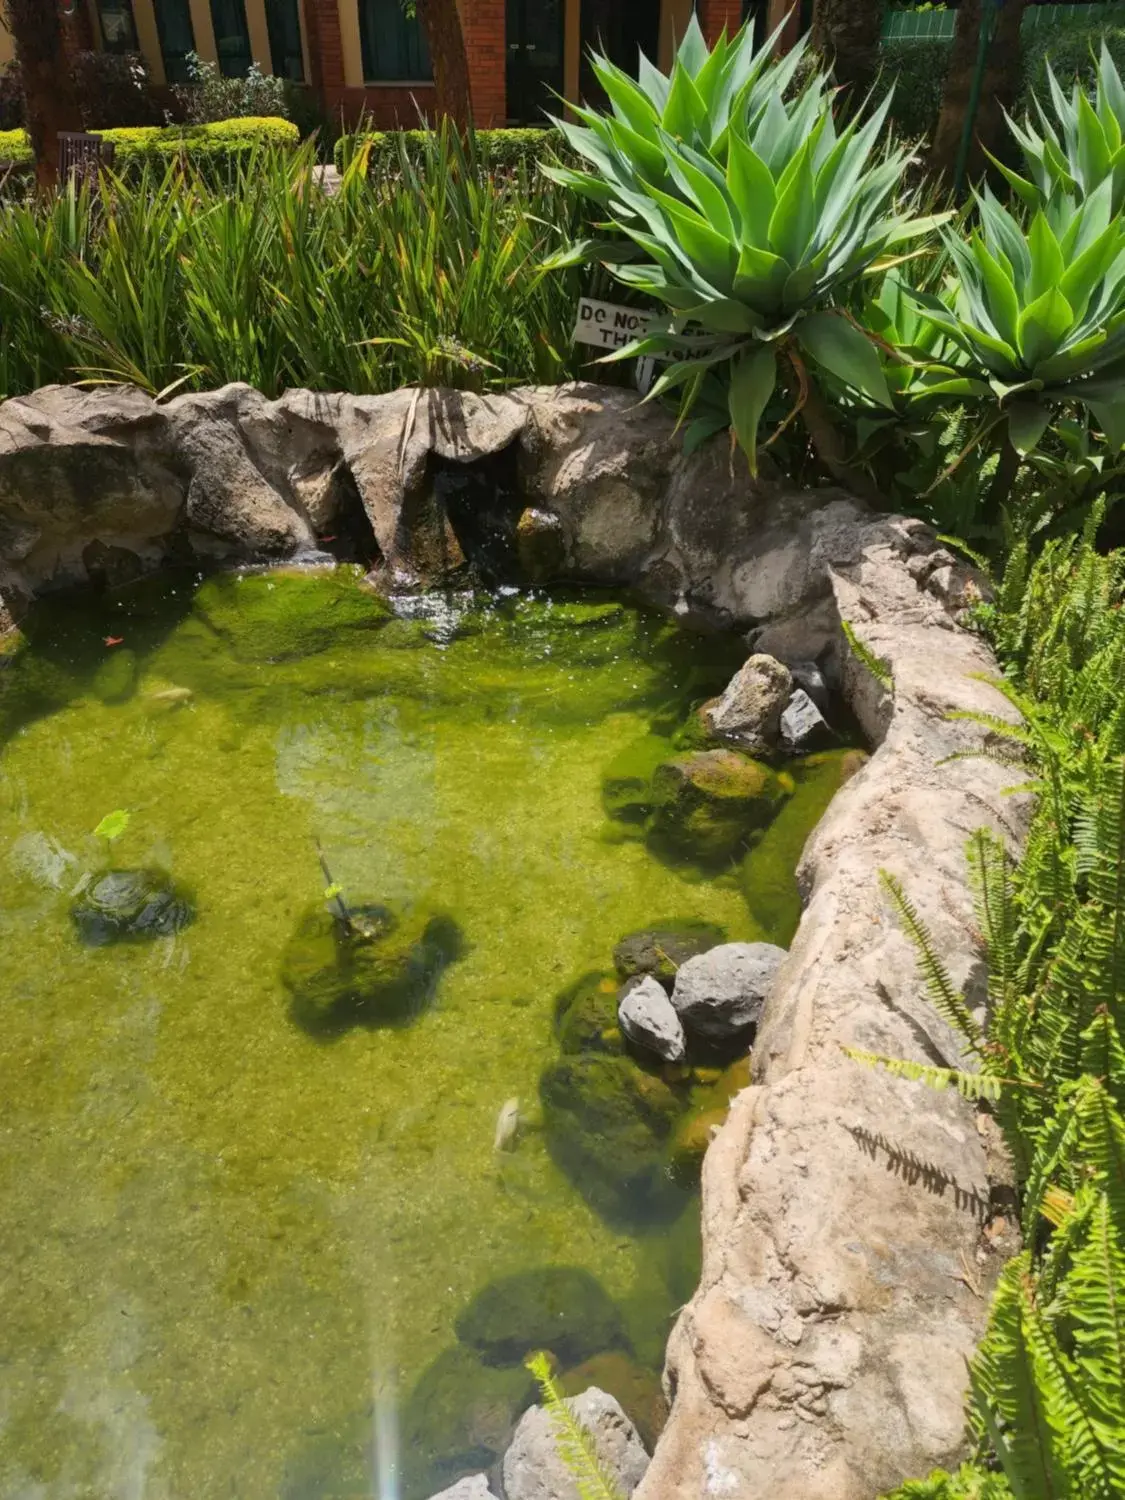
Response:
[0, 568, 853, 1499]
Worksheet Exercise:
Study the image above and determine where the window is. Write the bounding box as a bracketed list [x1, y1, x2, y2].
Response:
[265, 0, 305, 82]
[97, 0, 139, 53]
[359, 0, 432, 83]
[210, 0, 253, 77]
[153, 0, 195, 82]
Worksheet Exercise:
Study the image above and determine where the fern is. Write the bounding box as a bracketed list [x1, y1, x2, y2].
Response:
[842, 1047, 1007, 1101]
[842, 620, 894, 689]
[525, 1352, 627, 1500]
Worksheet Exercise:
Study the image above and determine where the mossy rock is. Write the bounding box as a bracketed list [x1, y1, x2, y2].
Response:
[648, 749, 788, 864]
[540, 1053, 685, 1223]
[399, 1345, 537, 1496]
[559, 1350, 668, 1451]
[554, 971, 624, 1055]
[455, 1266, 626, 1368]
[192, 567, 392, 663]
[613, 920, 726, 986]
[70, 868, 194, 946]
[91, 647, 138, 705]
[668, 1105, 729, 1183]
[281, 898, 463, 1035]
[537, 599, 627, 631]
[601, 734, 675, 823]
[669, 700, 721, 752]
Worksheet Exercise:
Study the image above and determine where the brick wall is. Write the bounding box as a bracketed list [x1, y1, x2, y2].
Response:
[461, 0, 505, 127]
[697, 0, 744, 43]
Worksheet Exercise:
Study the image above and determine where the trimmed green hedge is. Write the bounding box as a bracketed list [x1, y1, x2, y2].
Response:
[0, 117, 297, 174]
[334, 126, 563, 175]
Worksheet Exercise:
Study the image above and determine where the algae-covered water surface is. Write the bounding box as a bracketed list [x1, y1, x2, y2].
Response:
[0, 568, 849, 1499]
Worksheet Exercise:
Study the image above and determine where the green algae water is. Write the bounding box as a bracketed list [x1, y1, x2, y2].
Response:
[0, 568, 849, 1499]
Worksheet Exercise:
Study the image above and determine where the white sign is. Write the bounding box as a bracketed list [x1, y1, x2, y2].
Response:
[572, 297, 655, 350]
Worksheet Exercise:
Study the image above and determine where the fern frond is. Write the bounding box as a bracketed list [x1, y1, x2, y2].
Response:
[842, 1047, 1006, 1101]
[842, 620, 893, 689]
[525, 1351, 627, 1500]
[879, 870, 984, 1051]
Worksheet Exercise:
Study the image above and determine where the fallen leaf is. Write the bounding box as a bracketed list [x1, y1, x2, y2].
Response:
[104, 636, 124, 647]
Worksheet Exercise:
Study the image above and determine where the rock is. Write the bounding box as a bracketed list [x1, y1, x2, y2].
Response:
[553, 972, 624, 1056]
[539, 1054, 684, 1222]
[558, 1352, 668, 1453]
[612, 921, 725, 987]
[667, 1105, 729, 1181]
[425, 1476, 499, 1500]
[516, 506, 565, 582]
[780, 688, 833, 750]
[704, 654, 792, 752]
[401, 1345, 536, 1495]
[601, 735, 673, 824]
[618, 976, 686, 1063]
[280, 899, 463, 1035]
[671, 941, 787, 1043]
[502, 1388, 649, 1500]
[71, 868, 194, 946]
[787, 658, 831, 714]
[840, 747, 870, 783]
[455, 1267, 626, 1368]
[648, 750, 787, 864]
[192, 567, 391, 663]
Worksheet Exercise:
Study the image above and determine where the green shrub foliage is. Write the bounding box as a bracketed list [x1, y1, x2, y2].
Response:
[334, 125, 564, 175]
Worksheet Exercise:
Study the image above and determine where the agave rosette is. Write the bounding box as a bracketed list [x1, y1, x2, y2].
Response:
[545, 17, 944, 468]
[905, 179, 1125, 453]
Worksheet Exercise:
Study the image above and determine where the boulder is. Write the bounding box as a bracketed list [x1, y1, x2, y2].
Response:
[455, 1267, 626, 1369]
[617, 976, 686, 1063]
[502, 1388, 649, 1500]
[516, 506, 565, 582]
[280, 898, 463, 1035]
[671, 941, 787, 1043]
[780, 687, 832, 751]
[558, 1352, 668, 1453]
[553, 972, 624, 1056]
[648, 750, 787, 864]
[612, 921, 725, 987]
[401, 1345, 536, 1495]
[539, 1053, 684, 1222]
[704, 654, 792, 752]
[425, 1476, 499, 1500]
[787, 657, 831, 714]
[70, 868, 194, 946]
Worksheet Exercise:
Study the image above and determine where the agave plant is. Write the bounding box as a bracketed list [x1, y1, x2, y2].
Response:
[999, 42, 1125, 214]
[545, 16, 944, 476]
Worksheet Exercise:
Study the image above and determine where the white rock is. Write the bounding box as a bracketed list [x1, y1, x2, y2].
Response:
[502, 1388, 649, 1500]
[618, 976, 687, 1062]
[780, 688, 832, 751]
[425, 1476, 499, 1500]
[672, 942, 787, 1041]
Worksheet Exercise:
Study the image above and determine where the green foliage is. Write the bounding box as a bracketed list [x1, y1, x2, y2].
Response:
[525, 1352, 627, 1500]
[93, 809, 131, 843]
[0, 127, 583, 400]
[842, 621, 894, 689]
[173, 51, 289, 125]
[0, 117, 298, 180]
[0, 125, 33, 166]
[545, 15, 943, 473]
[880, 525, 1125, 1500]
[334, 125, 565, 176]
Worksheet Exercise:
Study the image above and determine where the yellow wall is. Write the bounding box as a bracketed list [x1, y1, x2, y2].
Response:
[130, 0, 167, 85]
[0, 19, 13, 70]
[659, 0, 693, 71]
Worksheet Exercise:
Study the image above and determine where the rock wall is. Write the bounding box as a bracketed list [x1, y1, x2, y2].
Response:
[0, 381, 1025, 1497]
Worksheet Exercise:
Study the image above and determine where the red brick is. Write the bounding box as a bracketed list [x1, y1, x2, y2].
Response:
[697, 0, 744, 45]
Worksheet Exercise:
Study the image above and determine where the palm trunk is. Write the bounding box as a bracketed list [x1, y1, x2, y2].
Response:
[930, 0, 1029, 183]
[416, 0, 473, 131]
[3, 0, 84, 190]
[810, 0, 886, 101]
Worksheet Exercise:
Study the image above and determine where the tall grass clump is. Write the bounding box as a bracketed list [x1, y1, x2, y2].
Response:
[0, 126, 585, 401]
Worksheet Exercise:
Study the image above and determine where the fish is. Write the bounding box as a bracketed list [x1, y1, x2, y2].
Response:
[148, 686, 193, 704]
[493, 1097, 521, 1152]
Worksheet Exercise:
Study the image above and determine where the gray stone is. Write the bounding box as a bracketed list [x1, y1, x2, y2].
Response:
[787, 658, 831, 714]
[780, 688, 832, 751]
[671, 942, 786, 1042]
[618, 976, 687, 1063]
[425, 1477, 498, 1500]
[705, 654, 792, 752]
[502, 1388, 649, 1500]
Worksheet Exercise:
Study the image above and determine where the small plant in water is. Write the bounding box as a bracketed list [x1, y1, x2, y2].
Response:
[525, 1351, 627, 1500]
[93, 809, 131, 843]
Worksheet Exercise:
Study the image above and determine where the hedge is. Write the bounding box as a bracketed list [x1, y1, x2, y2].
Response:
[0, 117, 297, 174]
[334, 125, 563, 175]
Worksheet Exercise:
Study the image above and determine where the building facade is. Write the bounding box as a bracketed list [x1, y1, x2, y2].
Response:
[0, 0, 749, 129]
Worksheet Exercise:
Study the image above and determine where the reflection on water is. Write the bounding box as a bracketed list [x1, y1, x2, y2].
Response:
[0, 571, 833, 1498]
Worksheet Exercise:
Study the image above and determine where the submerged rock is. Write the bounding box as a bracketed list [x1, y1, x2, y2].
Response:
[71, 868, 194, 946]
[426, 1477, 499, 1500]
[281, 899, 463, 1035]
[618, 976, 686, 1064]
[558, 1352, 668, 1452]
[612, 920, 725, 987]
[601, 735, 674, 824]
[780, 688, 832, 751]
[554, 972, 623, 1056]
[402, 1345, 536, 1494]
[516, 507, 565, 583]
[539, 1054, 683, 1222]
[648, 749, 787, 864]
[455, 1267, 626, 1369]
[502, 1388, 649, 1500]
[704, 654, 792, 752]
[668, 1106, 729, 1181]
[192, 567, 391, 663]
[671, 941, 787, 1044]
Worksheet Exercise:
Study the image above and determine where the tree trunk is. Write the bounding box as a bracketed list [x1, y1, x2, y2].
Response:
[930, 0, 1030, 183]
[810, 0, 886, 101]
[416, 0, 472, 130]
[2, 0, 84, 190]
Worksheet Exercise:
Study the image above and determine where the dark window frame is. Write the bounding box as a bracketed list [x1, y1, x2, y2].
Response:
[359, 0, 433, 84]
[153, 0, 196, 83]
[97, 0, 140, 54]
[210, 0, 254, 78]
[265, 0, 306, 82]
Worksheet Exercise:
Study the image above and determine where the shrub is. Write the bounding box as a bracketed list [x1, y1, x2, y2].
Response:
[334, 125, 564, 176]
[93, 116, 299, 176]
[173, 51, 289, 124]
[0, 127, 32, 166]
[0, 61, 23, 131]
[877, 39, 951, 141]
[71, 49, 164, 129]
